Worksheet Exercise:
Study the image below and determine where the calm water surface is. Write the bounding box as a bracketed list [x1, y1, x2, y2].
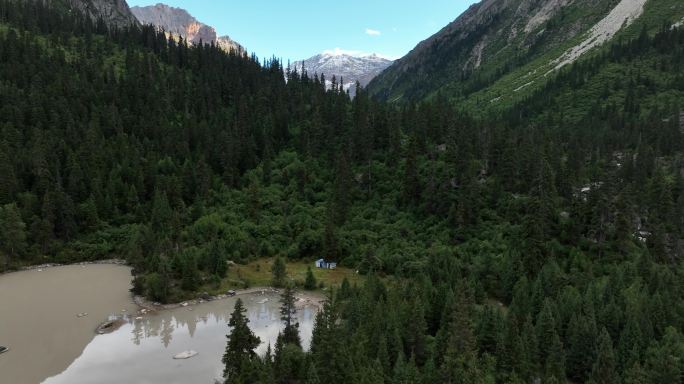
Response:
[45, 293, 316, 384]
[0, 265, 317, 384]
[0, 265, 137, 384]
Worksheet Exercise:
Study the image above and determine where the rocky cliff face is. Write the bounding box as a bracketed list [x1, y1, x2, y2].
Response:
[63, 0, 138, 28]
[131, 3, 243, 53]
[367, 0, 671, 103]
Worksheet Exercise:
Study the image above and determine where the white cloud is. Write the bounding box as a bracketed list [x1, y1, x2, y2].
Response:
[365, 28, 381, 36]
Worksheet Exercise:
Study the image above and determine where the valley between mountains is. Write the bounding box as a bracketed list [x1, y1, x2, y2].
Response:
[0, 0, 683, 383]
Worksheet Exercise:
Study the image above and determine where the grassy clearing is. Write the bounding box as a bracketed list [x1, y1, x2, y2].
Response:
[217, 258, 364, 293]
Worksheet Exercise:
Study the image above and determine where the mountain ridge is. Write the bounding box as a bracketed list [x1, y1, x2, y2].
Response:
[368, 0, 684, 107]
[290, 50, 393, 95]
[131, 3, 243, 53]
[62, 0, 138, 27]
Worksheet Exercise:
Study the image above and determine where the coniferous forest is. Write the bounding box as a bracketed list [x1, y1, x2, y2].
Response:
[0, 1, 684, 383]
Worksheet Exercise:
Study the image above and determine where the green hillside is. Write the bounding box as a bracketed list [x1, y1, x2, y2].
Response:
[368, 0, 684, 115]
[466, 0, 684, 115]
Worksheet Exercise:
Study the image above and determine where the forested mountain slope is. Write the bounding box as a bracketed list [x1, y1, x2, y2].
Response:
[0, 1, 683, 383]
[368, 0, 684, 113]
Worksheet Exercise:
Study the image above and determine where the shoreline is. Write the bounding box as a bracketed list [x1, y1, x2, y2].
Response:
[132, 286, 326, 315]
[0, 259, 129, 275]
[2, 259, 326, 317]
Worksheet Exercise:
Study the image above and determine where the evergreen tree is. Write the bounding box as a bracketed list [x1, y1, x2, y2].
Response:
[402, 138, 421, 206]
[404, 297, 428, 365]
[520, 316, 540, 381]
[180, 250, 200, 291]
[305, 364, 321, 384]
[536, 299, 558, 358]
[223, 298, 261, 382]
[441, 288, 481, 383]
[246, 177, 261, 222]
[147, 258, 172, 303]
[304, 266, 317, 290]
[592, 328, 618, 384]
[0, 142, 17, 205]
[272, 257, 287, 288]
[331, 150, 352, 225]
[0, 203, 27, 267]
[545, 332, 566, 381]
[279, 285, 301, 347]
[644, 327, 684, 384]
[567, 314, 597, 382]
[623, 362, 649, 384]
[322, 217, 339, 263]
[393, 353, 421, 384]
[206, 241, 228, 278]
[150, 190, 173, 240]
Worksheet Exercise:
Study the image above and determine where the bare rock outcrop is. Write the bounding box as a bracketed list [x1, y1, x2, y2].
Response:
[64, 0, 139, 28]
[131, 3, 243, 53]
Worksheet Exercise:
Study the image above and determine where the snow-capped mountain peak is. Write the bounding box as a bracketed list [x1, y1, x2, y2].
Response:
[291, 49, 394, 95]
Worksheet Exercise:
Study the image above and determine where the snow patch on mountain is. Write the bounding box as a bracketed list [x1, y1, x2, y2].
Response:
[552, 0, 647, 70]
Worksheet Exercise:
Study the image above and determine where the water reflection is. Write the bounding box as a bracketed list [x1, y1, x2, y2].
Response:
[44, 293, 317, 384]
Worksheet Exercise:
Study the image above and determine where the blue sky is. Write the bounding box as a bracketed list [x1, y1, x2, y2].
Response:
[127, 1, 477, 62]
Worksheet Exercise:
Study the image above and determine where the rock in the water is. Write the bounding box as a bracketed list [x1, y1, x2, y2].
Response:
[95, 319, 125, 335]
[173, 350, 198, 359]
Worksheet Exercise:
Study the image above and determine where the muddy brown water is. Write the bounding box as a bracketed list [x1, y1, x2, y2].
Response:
[0, 265, 318, 384]
[0, 265, 137, 384]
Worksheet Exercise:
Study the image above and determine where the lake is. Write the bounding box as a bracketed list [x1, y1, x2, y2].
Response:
[0, 264, 318, 384]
